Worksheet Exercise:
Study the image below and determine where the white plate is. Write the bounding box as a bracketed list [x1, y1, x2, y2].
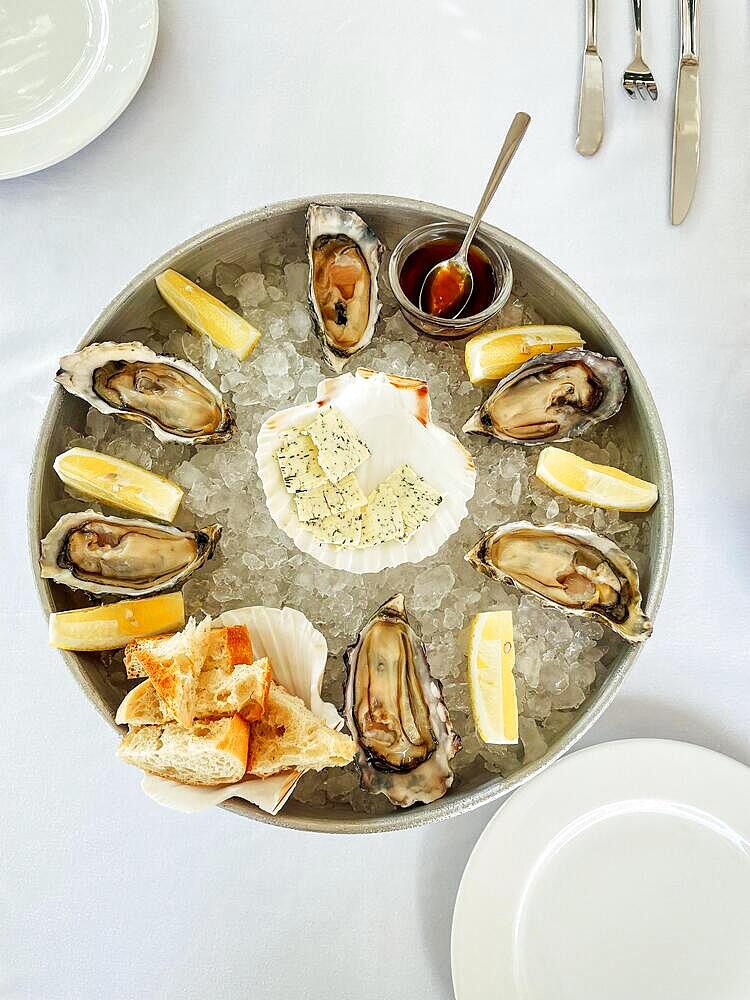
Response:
[452, 740, 750, 1000]
[0, 0, 158, 180]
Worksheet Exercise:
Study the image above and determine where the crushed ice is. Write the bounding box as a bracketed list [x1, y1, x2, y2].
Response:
[59, 238, 651, 816]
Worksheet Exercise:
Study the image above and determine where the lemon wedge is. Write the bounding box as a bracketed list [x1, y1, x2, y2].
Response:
[54, 447, 184, 522]
[536, 446, 658, 512]
[467, 611, 518, 744]
[464, 325, 584, 385]
[155, 268, 261, 360]
[49, 592, 185, 651]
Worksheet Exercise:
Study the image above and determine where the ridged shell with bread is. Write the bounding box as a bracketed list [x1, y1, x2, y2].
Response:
[141, 606, 344, 815]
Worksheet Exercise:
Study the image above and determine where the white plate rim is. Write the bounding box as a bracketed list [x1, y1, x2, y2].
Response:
[451, 738, 750, 1000]
[0, 0, 159, 181]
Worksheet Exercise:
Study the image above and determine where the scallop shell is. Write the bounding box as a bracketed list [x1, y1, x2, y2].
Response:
[255, 369, 477, 573]
[140, 606, 340, 815]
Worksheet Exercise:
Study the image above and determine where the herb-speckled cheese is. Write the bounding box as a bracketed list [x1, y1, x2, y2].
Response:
[275, 417, 442, 550]
[359, 484, 405, 546]
[310, 508, 364, 546]
[274, 429, 328, 494]
[294, 474, 367, 523]
[304, 407, 370, 483]
[383, 464, 443, 536]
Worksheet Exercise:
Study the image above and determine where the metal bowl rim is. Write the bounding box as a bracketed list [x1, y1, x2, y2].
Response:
[27, 192, 674, 835]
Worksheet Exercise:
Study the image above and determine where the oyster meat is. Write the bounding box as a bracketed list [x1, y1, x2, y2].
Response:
[40, 511, 221, 596]
[306, 203, 384, 372]
[56, 342, 235, 444]
[343, 594, 461, 807]
[466, 521, 651, 642]
[463, 348, 628, 444]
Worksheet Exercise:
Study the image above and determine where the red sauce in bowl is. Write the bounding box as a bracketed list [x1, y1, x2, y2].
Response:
[398, 239, 497, 318]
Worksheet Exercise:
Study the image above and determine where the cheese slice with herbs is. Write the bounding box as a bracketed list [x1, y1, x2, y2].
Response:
[294, 489, 330, 524]
[383, 464, 443, 536]
[309, 508, 364, 547]
[304, 406, 370, 483]
[359, 485, 405, 547]
[274, 429, 328, 494]
[294, 474, 367, 523]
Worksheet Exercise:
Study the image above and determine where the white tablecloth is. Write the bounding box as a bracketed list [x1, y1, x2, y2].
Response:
[2, 2, 748, 998]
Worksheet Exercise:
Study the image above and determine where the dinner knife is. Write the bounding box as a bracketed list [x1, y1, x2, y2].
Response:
[670, 0, 700, 224]
[576, 0, 604, 156]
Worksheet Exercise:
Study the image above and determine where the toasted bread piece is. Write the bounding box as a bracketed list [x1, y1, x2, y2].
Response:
[123, 617, 210, 728]
[116, 680, 169, 725]
[116, 657, 272, 725]
[118, 715, 249, 786]
[198, 656, 271, 723]
[204, 624, 254, 670]
[125, 633, 171, 678]
[247, 682, 356, 777]
[124, 623, 253, 678]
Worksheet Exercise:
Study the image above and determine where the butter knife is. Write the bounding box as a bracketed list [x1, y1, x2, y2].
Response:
[671, 0, 700, 224]
[576, 0, 604, 156]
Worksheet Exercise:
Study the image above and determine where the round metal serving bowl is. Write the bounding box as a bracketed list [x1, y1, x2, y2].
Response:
[28, 194, 673, 834]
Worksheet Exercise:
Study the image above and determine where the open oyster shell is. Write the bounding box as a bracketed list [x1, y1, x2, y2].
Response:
[466, 521, 651, 643]
[306, 203, 384, 372]
[40, 510, 221, 596]
[343, 594, 461, 807]
[462, 348, 628, 444]
[56, 341, 235, 445]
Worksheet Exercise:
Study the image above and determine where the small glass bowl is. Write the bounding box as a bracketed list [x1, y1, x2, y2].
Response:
[388, 222, 513, 338]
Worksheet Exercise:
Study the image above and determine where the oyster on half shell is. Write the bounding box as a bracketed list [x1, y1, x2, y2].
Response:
[306, 203, 384, 372]
[56, 342, 235, 445]
[462, 348, 628, 444]
[466, 521, 651, 643]
[40, 510, 221, 596]
[343, 594, 461, 807]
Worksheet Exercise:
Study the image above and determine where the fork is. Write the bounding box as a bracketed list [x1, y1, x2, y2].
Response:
[622, 0, 658, 100]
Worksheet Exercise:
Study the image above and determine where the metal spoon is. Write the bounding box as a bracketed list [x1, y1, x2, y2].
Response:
[419, 111, 531, 319]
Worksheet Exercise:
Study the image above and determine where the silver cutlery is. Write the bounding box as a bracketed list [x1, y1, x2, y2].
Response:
[576, 0, 604, 155]
[671, 0, 700, 223]
[623, 0, 658, 100]
[418, 112, 531, 318]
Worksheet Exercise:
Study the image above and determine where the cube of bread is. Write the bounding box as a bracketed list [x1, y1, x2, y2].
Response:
[117, 715, 249, 786]
[125, 623, 254, 678]
[247, 682, 356, 777]
[116, 657, 272, 725]
[123, 617, 210, 729]
[203, 624, 254, 672]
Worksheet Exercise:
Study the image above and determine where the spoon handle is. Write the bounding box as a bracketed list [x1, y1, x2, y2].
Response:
[458, 111, 531, 260]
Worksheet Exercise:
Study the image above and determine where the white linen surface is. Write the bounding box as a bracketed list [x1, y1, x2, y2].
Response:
[1, 2, 748, 998]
